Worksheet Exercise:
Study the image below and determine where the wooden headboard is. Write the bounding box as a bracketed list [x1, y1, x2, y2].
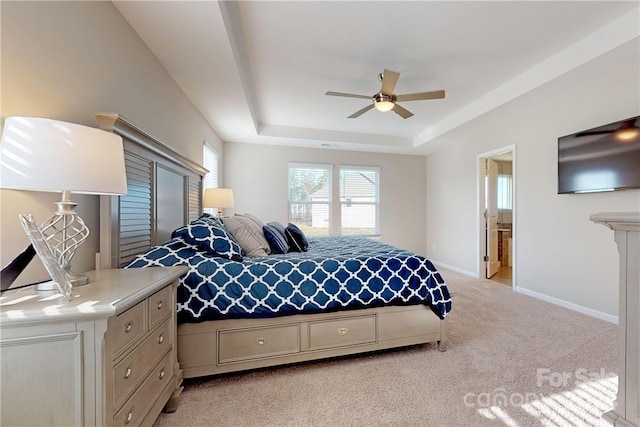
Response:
[97, 113, 207, 269]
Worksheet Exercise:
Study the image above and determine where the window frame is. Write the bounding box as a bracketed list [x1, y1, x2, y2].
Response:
[203, 143, 219, 189]
[497, 173, 513, 211]
[338, 165, 380, 236]
[288, 163, 333, 236]
[203, 143, 220, 215]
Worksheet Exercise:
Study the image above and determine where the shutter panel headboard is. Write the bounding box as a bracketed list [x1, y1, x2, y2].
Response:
[119, 151, 153, 265]
[97, 113, 208, 269]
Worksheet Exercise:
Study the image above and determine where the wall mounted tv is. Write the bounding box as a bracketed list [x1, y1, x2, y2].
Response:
[558, 115, 640, 194]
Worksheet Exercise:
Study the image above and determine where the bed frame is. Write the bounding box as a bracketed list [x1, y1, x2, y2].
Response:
[98, 113, 446, 379]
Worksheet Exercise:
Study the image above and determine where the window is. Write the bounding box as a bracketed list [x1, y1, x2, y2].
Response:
[288, 164, 332, 236]
[203, 144, 219, 188]
[339, 167, 379, 235]
[497, 174, 513, 210]
[288, 164, 380, 237]
[203, 144, 219, 215]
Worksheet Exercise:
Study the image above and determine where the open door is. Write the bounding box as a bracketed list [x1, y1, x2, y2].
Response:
[485, 159, 500, 278]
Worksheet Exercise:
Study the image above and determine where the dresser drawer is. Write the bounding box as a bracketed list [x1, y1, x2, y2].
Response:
[308, 315, 376, 350]
[112, 318, 173, 411]
[109, 302, 147, 355]
[218, 324, 299, 363]
[148, 286, 172, 329]
[113, 351, 173, 427]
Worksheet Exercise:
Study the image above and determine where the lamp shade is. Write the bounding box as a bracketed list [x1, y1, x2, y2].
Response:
[203, 188, 234, 209]
[0, 116, 127, 195]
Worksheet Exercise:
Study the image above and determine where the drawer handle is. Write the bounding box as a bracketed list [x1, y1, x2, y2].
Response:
[124, 408, 133, 425]
[157, 300, 163, 310]
[125, 321, 133, 333]
[159, 368, 165, 380]
[158, 333, 164, 344]
[256, 337, 266, 346]
[337, 327, 349, 335]
[124, 364, 133, 379]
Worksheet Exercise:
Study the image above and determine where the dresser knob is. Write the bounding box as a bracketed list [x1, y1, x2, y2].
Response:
[124, 409, 133, 425]
[159, 369, 165, 380]
[158, 333, 164, 344]
[157, 300, 163, 310]
[337, 327, 349, 335]
[256, 337, 266, 346]
[125, 322, 132, 333]
[124, 364, 133, 379]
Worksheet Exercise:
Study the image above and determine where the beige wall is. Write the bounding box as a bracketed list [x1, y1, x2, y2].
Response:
[1, 1, 222, 285]
[425, 38, 640, 320]
[224, 142, 427, 255]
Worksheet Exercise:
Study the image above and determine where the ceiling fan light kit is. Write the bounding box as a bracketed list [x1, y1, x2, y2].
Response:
[373, 93, 396, 112]
[326, 69, 445, 119]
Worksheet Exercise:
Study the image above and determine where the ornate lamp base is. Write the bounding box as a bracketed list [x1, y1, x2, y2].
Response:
[39, 190, 90, 287]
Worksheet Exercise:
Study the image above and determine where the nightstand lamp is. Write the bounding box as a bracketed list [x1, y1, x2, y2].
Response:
[203, 187, 234, 216]
[0, 116, 127, 287]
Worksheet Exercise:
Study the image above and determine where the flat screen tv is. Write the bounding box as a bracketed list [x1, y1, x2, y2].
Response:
[558, 115, 640, 194]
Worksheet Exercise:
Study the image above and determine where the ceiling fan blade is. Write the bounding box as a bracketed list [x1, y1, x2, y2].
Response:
[348, 104, 375, 119]
[396, 90, 445, 102]
[392, 103, 414, 119]
[380, 69, 400, 95]
[326, 91, 371, 100]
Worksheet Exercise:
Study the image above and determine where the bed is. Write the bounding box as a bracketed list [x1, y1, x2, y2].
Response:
[97, 112, 451, 379]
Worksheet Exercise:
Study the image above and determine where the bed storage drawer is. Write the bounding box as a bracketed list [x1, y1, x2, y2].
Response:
[218, 324, 300, 363]
[308, 315, 376, 350]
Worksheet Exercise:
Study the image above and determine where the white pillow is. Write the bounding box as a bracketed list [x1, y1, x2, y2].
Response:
[222, 215, 271, 257]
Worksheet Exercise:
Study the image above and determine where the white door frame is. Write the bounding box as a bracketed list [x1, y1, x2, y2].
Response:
[486, 158, 500, 278]
[477, 144, 516, 286]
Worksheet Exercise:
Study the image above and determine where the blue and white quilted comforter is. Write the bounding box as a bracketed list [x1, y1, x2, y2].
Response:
[124, 236, 452, 324]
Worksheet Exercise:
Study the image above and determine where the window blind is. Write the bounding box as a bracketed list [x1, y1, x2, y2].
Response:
[288, 164, 332, 236]
[497, 174, 513, 210]
[339, 167, 379, 235]
[203, 144, 219, 189]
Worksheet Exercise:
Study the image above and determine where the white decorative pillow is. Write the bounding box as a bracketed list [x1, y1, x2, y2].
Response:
[238, 213, 266, 229]
[223, 215, 271, 257]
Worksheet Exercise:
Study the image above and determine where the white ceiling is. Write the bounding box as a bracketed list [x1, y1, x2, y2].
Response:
[113, 1, 639, 155]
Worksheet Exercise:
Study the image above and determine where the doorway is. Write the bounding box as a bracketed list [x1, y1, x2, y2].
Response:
[478, 146, 515, 287]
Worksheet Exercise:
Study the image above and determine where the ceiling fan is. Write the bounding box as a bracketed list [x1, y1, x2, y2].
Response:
[575, 117, 639, 141]
[325, 69, 445, 119]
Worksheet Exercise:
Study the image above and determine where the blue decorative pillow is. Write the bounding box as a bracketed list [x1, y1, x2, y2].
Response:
[263, 223, 290, 254]
[285, 223, 309, 252]
[268, 221, 287, 236]
[172, 219, 243, 261]
[198, 213, 223, 227]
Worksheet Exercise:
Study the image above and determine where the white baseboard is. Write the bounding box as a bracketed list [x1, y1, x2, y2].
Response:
[429, 259, 618, 324]
[430, 260, 477, 278]
[514, 286, 618, 325]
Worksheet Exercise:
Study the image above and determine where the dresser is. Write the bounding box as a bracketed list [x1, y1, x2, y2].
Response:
[0, 266, 187, 426]
[592, 212, 640, 427]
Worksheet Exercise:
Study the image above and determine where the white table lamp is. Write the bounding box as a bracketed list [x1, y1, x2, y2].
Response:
[0, 116, 127, 287]
[203, 188, 234, 216]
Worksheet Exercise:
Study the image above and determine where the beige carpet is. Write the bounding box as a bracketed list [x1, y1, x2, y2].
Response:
[154, 269, 618, 427]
